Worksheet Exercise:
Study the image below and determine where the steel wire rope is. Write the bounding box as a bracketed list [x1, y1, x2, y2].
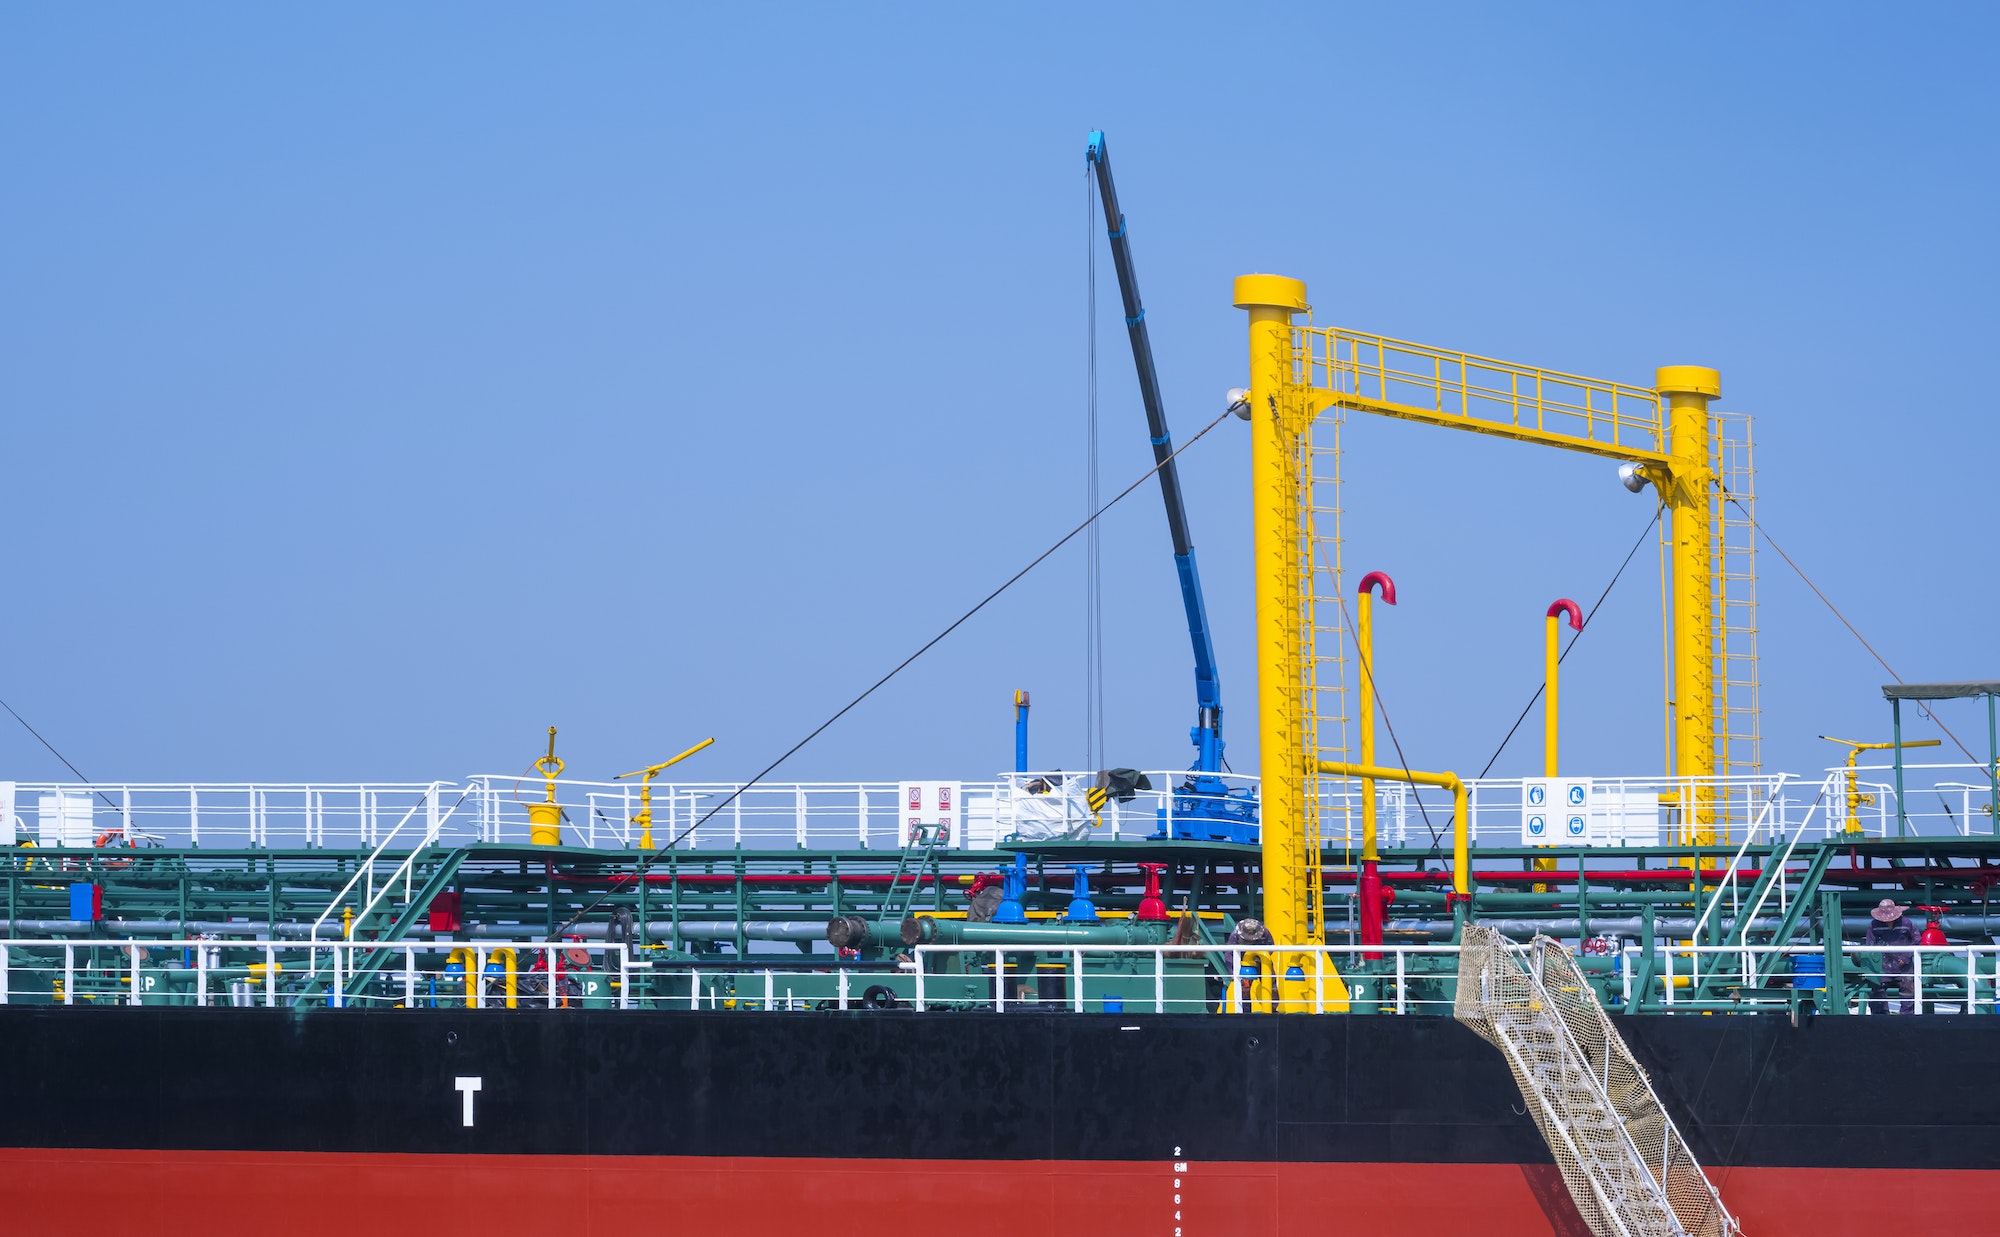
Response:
[1083, 163, 1105, 772]
[1315, 500, 1662, 873]
[1474, 500, 1664, 780]
[1328, 580, 1441, 852]
[0, 692, 123, 815]
[548, 406, 1241, 942]
[1720, 488, 1980, 765]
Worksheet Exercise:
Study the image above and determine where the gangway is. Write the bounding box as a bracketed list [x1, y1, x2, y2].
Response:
[1456, 925, 1739, 1237]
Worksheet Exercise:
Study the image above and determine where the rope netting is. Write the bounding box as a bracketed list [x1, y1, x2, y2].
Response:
[1456, 925, 1740, 1237]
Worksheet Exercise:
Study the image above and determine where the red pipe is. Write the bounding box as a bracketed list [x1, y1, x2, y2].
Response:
[1324, 868, 1770, 886]
[1357, 860, 1394, 957]
[564, 872, 967, 887]
[559, 866, 1205, 889]
[1816, 866, 2000, 888]
[1357, 861, 1380, 953]
[1547, 598, 1583, 631]
[1331, 865, 1997, 888]
[1357, 571, 1397, 604]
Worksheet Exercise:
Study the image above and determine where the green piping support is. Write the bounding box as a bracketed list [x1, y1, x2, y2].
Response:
[1623, 903, 1658, 1013]
[1820, 889, 1848, 1013]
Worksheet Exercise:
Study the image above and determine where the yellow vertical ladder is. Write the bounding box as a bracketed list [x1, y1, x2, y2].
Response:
[1709, 411, 1761, 788]
[1303, 400, 1353, 907]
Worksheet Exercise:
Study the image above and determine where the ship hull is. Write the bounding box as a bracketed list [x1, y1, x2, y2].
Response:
[1, 1006, 1992, 1234]
[1, 1149, 1989, 1236]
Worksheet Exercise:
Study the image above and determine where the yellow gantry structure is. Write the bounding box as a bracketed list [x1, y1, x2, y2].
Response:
[1234, 274, 1761, 949]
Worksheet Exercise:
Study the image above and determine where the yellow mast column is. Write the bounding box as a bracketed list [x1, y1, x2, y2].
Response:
[1234, 274, 1312, 956]
[1657, 366, 1719, 841]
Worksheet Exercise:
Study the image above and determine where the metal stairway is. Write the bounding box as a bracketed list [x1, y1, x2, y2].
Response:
[881, 822, 946, 923]
[287, 846, 471, 1005]
[1456, 926, 1740, 1237]
[331, 846, 473, 1001]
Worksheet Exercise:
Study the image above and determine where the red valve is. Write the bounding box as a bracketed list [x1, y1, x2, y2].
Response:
[1918, 905, 1948, 946]
[1135, 863, 1169, 921]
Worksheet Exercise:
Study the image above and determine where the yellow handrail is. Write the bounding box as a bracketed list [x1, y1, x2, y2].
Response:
[1317, 761, 1469, 895]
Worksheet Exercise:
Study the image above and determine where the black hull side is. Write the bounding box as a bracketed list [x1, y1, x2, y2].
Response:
[0, 1006, 1990, 1171]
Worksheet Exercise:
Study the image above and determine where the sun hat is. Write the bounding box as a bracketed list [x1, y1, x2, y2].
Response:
[1870, 898, 1906, 923]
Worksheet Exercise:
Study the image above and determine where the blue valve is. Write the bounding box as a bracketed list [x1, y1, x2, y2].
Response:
[1064, 864, 1099, 922]
[994, 853, 1029, 924]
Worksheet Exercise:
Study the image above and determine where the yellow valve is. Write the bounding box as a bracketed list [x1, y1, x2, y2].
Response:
[615, 737, 717, 850]
[341, 906, 355, 941]
[529, 727, 565, 846]
[1820, 735, 1940, 834]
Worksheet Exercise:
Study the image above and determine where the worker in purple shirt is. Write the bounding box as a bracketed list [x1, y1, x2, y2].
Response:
[1864, 899, 1920, 1014]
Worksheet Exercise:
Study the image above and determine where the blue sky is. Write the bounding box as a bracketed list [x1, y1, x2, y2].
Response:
[1, 7, 1994, 789]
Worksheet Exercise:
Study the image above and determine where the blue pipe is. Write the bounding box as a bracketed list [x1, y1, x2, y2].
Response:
[1014, 690, 1030, 774]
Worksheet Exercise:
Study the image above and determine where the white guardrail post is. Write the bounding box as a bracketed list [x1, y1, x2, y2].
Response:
[9, 938, 1994, 1018]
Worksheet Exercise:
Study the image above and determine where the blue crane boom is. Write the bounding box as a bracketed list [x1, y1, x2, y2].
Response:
[1086, 131, 1225, 776]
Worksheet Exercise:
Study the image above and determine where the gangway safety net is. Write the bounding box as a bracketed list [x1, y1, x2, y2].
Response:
[1455, 926, 1740, 1237]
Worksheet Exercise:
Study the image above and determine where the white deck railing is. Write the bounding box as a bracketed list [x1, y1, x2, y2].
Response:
[2, 938, 1993, 1017]
[2, 762, 1992, 851]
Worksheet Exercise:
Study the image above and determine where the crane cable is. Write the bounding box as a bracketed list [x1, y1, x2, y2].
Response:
[0, 693, 124, 815]
[1332, 581, 1440, 850]
[1083, 161, 1106, 771]
[1721, 489, 1980, 765]
[1474, 501, 1664, 780]
[1316, 500, 1660, 862]
[549, 405, 1240, 941]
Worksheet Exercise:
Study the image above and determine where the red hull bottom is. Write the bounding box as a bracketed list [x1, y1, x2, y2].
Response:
[1, 1149, 1992, 1235]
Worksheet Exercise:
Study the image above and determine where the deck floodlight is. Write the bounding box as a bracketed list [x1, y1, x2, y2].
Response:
[1226, 388, 1251, 420]
[1618, 462, 1649, 493]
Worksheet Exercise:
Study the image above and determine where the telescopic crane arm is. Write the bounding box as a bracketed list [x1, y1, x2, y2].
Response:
[1086, 131, 1224, 773]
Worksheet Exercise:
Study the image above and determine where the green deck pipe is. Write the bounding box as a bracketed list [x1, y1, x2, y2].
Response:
[1821, 890, 1847, 1014]
[1623, 904, 1657, 1015]
[1893, 697, 1907, 837]
[669, 852, 681, 952]
[734, 854, 747, 957]
[637, 857, 650, 947]
[1577, 866, 1590, 940]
